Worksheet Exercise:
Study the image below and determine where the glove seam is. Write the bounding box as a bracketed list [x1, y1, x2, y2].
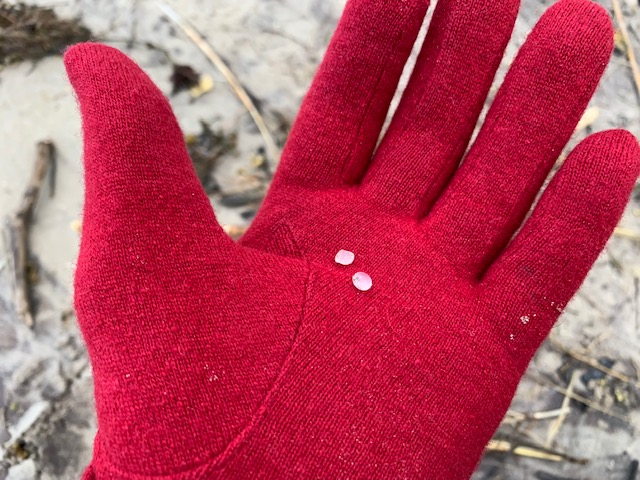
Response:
[212, 259, 313, 470]
[341, 19, 409, 184]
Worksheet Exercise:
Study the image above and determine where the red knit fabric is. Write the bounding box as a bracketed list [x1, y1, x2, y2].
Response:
[66, 0, 640, 478]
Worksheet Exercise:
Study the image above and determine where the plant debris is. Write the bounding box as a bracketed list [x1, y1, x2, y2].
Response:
[575, 107, 599, 132]
[611, 0, 640, 103]
[222, 225, 248, 240]
[188, 74, 214, 99]
[186, 121, 236, 194]
[4, 141, 55, 327]
[251, 146, 272, 179]
[486, 438, 587, 464]
[170, 64, 214, 98]
[580, 357, 616, 384]
[170, 64, 200, 94]
[240, 209, 257, 221]
[268, 111, 292, 150]
[0, 3, 91, 65]
[219, 187, 266, 208]
[157, 2, 281, 164]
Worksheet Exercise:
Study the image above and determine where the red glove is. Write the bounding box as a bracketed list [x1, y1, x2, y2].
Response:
[65, 0, 639, 478]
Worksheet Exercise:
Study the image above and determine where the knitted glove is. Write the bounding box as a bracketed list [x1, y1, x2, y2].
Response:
[65, 0, 640, 478]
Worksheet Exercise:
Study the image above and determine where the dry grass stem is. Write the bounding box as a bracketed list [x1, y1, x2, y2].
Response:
[545, 370, 578, 448]
[506, 408, 571, 423]
[157, 2, 281, 165]
[612, 0, 640, 102]
[575, 106, 599, 131]
[485, 439, 586, 464]
[614, 227, 640, 241]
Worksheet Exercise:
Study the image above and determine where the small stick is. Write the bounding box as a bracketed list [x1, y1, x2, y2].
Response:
[156, 2, 281, 165]
[612, 0, 640, 102]
[6, 141, 55, 326]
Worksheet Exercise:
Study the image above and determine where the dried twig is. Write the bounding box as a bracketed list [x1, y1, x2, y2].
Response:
[5, 141, 55, 326]
[156, 2, 280, 165]
[612, 0, 640, 102]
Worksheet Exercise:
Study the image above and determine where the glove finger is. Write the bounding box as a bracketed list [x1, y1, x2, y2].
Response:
[425, 0, 613, 278]
[362, 0, 519, 218]
[482, 130, 640, 352]
[64, 43, 235, 295]
[274, 0, 430, 189]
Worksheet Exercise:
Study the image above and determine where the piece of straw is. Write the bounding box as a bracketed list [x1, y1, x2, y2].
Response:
[612, 0, 640, 102]
[156, 2, 281, 165]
